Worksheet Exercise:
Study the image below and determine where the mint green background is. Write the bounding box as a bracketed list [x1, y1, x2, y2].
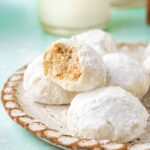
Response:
[0, 0, 150, 150]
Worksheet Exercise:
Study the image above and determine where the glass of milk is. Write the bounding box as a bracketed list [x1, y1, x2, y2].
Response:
[38, 0, 110, 35]
[111, 0, 146, 7]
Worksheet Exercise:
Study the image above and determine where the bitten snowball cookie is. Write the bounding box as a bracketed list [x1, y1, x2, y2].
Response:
[75, 29, 116, 56]
[23, 56, 77, 104]
[67, 86, 149, 143]
[43, 38, 106, 92]
[103, 53, 149, 97]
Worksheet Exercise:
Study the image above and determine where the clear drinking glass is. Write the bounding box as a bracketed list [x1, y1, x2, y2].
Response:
[111, 0, 146, 8]
[38, 0, 110, 35]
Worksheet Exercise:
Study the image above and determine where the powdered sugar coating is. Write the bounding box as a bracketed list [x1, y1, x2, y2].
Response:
[103, 53, 150, 98]
[144, 43, 150, 59]
[43, 38, 106, 92]
[67, 86, 149, 143]
[143, 56, 150, 76]
[75, 29, 116, 56]
[143, 44, 150, 77]
[23, 56, 77, 104]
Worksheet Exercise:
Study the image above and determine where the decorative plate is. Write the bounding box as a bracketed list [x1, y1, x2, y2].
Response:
[1, 43, 150, 150]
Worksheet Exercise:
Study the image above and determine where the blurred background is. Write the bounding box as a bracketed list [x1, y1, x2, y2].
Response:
[0, 0, 150, 150]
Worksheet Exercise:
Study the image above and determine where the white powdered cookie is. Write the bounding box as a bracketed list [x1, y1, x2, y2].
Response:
[43, 38, 106, 92]
[75, 29, 116, 56]
[143, 44, 150, 76]
[23, 56, 77, 104]
[144, 43, 150, 59]
[143, 55, 150, 76]
[103, 53, 149, 97]
[67, 86, 149, 143]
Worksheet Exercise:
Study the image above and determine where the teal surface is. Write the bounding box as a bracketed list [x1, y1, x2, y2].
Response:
[0, 0, 150, 150]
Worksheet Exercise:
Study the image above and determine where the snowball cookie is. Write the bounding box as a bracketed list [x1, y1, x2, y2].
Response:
[143, 44, 150, 75]
[23, 56, 77, 104]
[43, 38, 106, 92]
[67, 86, 149, 143]
[143, 55, 150, 76]
[103, 53, 150, 98]
[144, 43, 150, 59]
[75, 29, 116, 56]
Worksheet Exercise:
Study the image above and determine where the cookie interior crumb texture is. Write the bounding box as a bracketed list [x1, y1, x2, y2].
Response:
[43, 38, 106, 92]
[43, 42, 81, 82]
[23, 56, 77, 105]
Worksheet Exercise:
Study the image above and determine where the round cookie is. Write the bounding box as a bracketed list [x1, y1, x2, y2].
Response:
[143, 44, 150, 75]
[43, 38, 106, 92]
[143, 55, 150, 76]
[75, 29, 116, 56]
[144, 43, 150, 59]
[103, 52, 149, 97]
[23, 56, 77, 104]
[67, 86, 149, 143]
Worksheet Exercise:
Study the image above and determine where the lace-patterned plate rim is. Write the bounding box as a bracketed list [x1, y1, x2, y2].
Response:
[1, 43, 149, 150]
